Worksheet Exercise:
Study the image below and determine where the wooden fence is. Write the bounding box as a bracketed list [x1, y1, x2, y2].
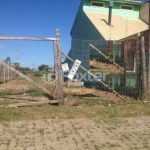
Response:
[0, 64, 16, 83]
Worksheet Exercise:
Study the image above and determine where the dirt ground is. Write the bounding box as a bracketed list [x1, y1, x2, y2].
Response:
[0, 116, 150, 150]
[0, 77, 123, 108]
[90, 60, 123, 74]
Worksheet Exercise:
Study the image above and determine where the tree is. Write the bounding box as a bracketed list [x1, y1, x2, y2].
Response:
[5, 57, 11, 65]
[38, 64, 49, 71]
[13, 62, 20, 70]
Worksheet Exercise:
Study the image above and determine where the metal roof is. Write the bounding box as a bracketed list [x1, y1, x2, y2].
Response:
[84, 10, 148, 40]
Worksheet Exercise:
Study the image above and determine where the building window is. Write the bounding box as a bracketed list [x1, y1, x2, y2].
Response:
[121, 5, 133, 10]
[91, 1, 104, 7]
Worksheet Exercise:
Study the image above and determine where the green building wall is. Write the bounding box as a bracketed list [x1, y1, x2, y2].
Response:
[83, 0, 141, 18]
[66, 0, 106, 72]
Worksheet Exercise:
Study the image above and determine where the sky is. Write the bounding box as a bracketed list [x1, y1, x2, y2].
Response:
[0, 0, 146, 68]
[0, 0, 81, 68]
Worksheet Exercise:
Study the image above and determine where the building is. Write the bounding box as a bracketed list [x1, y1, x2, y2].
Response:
[65, 0, 149, 98]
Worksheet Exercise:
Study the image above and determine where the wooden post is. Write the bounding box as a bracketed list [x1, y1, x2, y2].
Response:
[136, 34, 140, 90]
[54, 29, 64, 105]
[53, 40, 58, 97]
[140, 36, 147, 99]
[7, 63, 9, 81]
[148, 0, 150, 90]
[122, 41, 127, 87]
[3, 61, 5, 83]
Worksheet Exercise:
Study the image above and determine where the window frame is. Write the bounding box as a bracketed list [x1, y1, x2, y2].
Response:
[91, 1, 105, 8]
[120, 5, 133, 11]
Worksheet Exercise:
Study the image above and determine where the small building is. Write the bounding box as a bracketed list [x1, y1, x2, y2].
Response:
[65, 0, 149, 98]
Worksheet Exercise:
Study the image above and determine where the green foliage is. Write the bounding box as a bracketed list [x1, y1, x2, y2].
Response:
[27, 89, 43, 97]
[33, 71, 41, 77]
[38, 64, 49, 71]
[19, 67, 32, 75]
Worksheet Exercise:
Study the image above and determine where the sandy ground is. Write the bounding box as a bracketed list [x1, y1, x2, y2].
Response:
[0, 116, 150, 150]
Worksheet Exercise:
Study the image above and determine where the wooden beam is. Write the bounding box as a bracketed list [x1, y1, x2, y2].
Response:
[90, 44, 124, 72]
[62, 52, 125, 100]
[0, 36, 56, 41]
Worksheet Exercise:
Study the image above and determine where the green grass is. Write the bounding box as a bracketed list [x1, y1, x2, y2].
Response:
[0, 88, 45, 98]
[0, 99, 150, 122]
[27, 89, 44, 97]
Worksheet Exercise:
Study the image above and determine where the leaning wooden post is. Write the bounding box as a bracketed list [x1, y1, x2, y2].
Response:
[140, 36, 147, 99]
[54, 29, 64, 105]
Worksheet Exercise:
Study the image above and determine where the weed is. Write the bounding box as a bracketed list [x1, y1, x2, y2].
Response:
[38, 129, 44, 135]
[94, 144, 101, 150]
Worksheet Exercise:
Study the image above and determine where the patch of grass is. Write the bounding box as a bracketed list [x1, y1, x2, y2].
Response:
[72, 98, 112, 107]
[0, 98, 150, 122]
[94, 144, 104, 149]
[38, 129, 44, 135]
[27, 89, 44, 97]
[33, 71, 41, 77]
[0, 108, 29, 122]
[0, 90, 13, 96]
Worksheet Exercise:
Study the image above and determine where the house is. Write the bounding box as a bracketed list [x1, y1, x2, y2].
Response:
[65, 0, 149, 98]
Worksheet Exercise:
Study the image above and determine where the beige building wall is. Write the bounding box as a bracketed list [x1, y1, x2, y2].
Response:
[140, 2, 149, 24]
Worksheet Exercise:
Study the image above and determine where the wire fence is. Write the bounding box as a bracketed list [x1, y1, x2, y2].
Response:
[63, 35, 148, 100]
[0, 39, 57, 103]
[0, 64, 17, 83]
[0, 32, 148, 106]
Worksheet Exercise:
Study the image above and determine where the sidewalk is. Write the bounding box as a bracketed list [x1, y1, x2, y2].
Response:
[0, 116, 150, 150]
